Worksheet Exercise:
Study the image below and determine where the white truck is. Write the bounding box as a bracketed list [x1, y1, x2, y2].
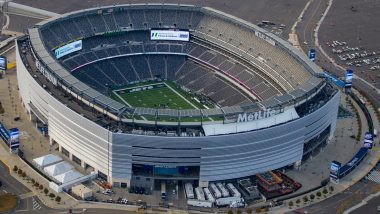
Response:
[195, 187, 206, 201]
[216, 183, 229, 197]
[215, 197, 245, 207]
[187, 199, 213, 208]
[226, 183, 241, 198]
[210, 183, 222, 198]
[184, 183, 194, 199]
[203, 187, 215, 202]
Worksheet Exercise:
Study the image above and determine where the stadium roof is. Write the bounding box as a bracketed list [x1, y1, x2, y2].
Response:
[26, 3, 327, 124]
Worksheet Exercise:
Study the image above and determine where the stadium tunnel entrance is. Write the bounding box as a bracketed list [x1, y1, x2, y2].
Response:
[130, 164, 200, 194]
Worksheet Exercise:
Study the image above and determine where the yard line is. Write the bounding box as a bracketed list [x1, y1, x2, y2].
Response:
[164, 82, 199, 109]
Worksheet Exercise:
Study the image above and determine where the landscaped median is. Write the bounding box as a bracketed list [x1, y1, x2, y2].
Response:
[0, 194, 18, 212]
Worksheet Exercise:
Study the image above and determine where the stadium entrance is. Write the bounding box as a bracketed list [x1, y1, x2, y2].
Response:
[130, 164, 200, 195]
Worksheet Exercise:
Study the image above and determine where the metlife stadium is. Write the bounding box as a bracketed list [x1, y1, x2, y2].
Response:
[16, 4, 340, 188]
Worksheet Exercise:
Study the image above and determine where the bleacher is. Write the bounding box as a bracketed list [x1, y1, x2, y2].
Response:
[37, 4, 317, 109]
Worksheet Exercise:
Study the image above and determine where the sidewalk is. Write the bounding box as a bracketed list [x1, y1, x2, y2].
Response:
[270, 90, 380, 214]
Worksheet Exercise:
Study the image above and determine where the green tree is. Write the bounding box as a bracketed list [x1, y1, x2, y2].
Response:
[17, 169, 23, 175]
[288, 201, 294, 207]
[227, 209, 233, 214]
[13, 165, 18, 172]
[55, 196, 61, 203]
[246, 207, 253, 214]
[39, 184, 43, 191]
[329, 186, 334, 192]
[310, 194, 315, 200]
[21, 172, 27, 179]
[296, 199, 301, 204]
[44, 188, 49, 195]
[322, 188, 328, 194]
[303, 196, 309, 203]
[237, 209, 242, 214]
[316, 191, 322, 197]
[49, 193, 55, 199]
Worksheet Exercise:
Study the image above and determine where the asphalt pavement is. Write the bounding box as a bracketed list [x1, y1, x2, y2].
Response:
[0, 160, 30, 195]
[286, 179, 378, 214]
[351, 193, 380, 214]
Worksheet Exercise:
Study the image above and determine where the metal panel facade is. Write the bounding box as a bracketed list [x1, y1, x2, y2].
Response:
[17, 42, 340, 182]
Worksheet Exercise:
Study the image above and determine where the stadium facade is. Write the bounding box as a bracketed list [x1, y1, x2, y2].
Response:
[16, 4, 340, 187]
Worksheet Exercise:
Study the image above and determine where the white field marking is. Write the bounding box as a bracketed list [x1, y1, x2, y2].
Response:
[163, 82, 199, 109]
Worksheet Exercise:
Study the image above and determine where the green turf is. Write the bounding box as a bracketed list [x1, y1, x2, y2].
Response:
[112, 82, 199, 109]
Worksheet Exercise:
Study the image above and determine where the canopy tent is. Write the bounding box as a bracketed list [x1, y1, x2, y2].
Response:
[54, 170, 83, 184]
[33, 154, 63, 168]
[44, 161, 74, 177]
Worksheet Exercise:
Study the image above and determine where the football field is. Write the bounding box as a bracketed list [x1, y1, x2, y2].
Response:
[111, 82, 202, 109]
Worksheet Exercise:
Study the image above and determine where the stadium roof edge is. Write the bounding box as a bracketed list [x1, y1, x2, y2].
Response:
[27, 4, 329, 121]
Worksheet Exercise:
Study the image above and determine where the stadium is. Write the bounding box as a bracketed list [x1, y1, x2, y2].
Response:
[16, 3, 340, 188]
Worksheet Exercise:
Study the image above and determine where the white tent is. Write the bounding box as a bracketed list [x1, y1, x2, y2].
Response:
[54, 170, 83, 184]
[44, 161, 74, 177]
[33, 154, 63, 168]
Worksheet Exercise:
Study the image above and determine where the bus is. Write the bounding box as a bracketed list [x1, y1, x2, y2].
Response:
[161, 181, 166, 200]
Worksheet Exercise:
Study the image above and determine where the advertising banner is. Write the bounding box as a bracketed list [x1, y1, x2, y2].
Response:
[150, 30, 189, 41]
[55, 40, 82, 59]
[0, 56, 7, 70]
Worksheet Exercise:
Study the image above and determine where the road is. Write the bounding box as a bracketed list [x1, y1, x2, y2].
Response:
[286, 179, 378, 214]
[0, 160, 49, 212]
[351, 193, 380, 214]
[0, 160, 30, 195]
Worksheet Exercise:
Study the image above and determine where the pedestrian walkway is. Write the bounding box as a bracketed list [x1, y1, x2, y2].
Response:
[19, 191, 36, 199]
[32, 197, 42, 210]
[365, 169, 380, 184]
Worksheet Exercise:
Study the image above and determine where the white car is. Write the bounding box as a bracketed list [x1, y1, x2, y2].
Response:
[121, 198, 128, 204]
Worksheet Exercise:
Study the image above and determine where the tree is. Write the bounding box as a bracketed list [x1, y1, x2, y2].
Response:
[13, 165, 18, 172]
[303, 196, 309, 203]
[310, 194, 315, 201]
[237, 209, 242, 214]
[39, 184, 43, 191]
[322, 188, 328, 194]
[55, 196, 61, 203]
[34, 182, 40, 188]
[49, 193, 55, 199]
[329, 186, 334, 192]
[17, 169, 23, 175]
[288, 201, 294, 207]
[31, 178, 35, 184]
[296, 199, 301, 205]
[22, 172, 27, 179]
[256, 208, 262, 213]
[44, 188, 49, 195]
[316, 191, 322, 197]
[246, 207, 253, 214]
[227, 209, 233, 214]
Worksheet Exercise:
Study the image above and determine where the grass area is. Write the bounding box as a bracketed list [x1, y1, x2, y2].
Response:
[111, 81, 202, 109]
[111, 81, 225, 122]
[0, 194, 17, 212]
